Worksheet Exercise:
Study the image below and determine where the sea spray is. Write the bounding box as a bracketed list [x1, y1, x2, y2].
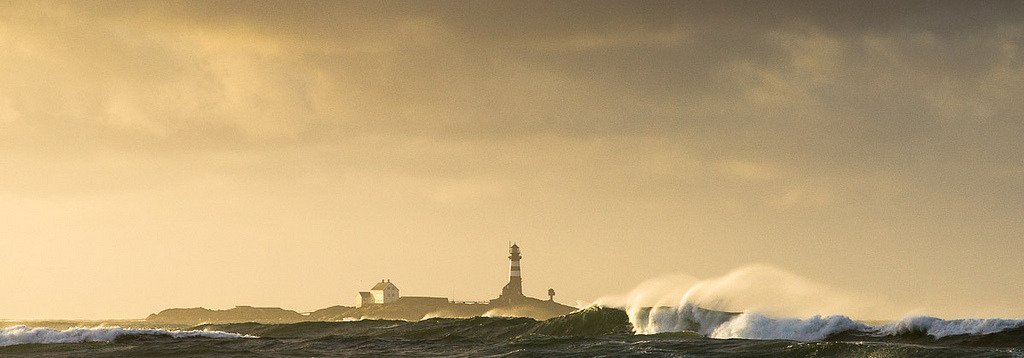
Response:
[591, 264, 900, 336]
[666, 265, 880, 319]
[590, 264, 1024, 342]
[591, 274, 700, 334]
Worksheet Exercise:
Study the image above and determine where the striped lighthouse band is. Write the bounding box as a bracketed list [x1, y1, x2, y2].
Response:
[510, 262, 521, 277]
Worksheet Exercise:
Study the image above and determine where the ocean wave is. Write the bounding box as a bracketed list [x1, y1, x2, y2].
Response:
[5, 315, 1017, 356]
[9, 309, 1022, 349]
[0, 325, 255, 347]
[198, 307, 631, 340]
[136, 307, 1024, 350]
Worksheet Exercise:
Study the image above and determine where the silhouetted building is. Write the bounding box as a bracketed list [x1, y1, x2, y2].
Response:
[359, 279, 399, 306]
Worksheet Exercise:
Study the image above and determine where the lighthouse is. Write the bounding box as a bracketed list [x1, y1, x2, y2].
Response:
[497, 243, 525, 302]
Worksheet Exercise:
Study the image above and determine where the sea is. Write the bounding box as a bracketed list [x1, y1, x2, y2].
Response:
[3, 306, 1024, 357]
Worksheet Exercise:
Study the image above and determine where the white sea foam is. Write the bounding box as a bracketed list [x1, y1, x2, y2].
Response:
[880, 316, 1024, 338]
[708, 312, 868, 341]
[0, 326, 254, 347]
[628, 308, 1024, 342]
[704, 314, 1024, 341]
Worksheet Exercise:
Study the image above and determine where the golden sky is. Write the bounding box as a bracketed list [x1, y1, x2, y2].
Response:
[1, 1, 1022, 319]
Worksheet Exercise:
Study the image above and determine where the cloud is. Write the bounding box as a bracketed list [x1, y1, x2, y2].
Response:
[1, 1, 1020, 151]
[0, 0, 1022, 319]
[0, 1, 1019, 205]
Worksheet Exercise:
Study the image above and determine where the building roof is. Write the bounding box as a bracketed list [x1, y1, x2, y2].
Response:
[371, 280, 398, 291]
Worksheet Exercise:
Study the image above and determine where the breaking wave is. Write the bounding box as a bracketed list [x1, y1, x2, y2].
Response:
[0, 325, 254, 347]
[626, 303, 864, 341]
[708, 311, 868, 341]
[593, 265, 1024, 343]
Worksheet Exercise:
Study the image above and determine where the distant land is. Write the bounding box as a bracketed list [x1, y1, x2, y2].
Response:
[147, 298, 575, 325]
[147, 244, 576, 325]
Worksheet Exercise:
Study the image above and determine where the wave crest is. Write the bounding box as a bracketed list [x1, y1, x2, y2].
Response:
[0, 325, 254, 347]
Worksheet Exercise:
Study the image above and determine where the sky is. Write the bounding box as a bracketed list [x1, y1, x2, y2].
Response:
[0, 1, 1022, 320]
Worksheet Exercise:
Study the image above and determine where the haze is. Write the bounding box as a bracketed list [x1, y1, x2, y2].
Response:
[1, 1, 1022, 320]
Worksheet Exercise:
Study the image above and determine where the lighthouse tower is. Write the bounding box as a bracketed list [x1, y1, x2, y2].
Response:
[497, 243, 525, 302]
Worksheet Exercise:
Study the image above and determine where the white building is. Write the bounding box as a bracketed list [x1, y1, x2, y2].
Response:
[359, 279, 399, 306]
